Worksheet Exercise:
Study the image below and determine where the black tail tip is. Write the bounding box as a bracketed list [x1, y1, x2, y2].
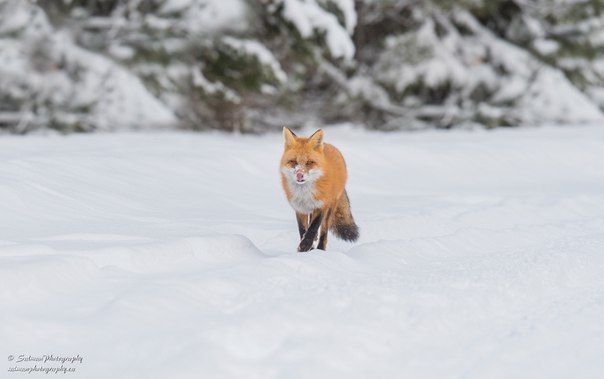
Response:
[335, 223, 359, 243]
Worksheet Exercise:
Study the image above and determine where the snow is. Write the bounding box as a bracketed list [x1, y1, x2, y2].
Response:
[2, 125, 604, 377]
[319, 0, 357, 33]
[521, 67, 604, 123]
[63, 39, 177, 129]
[532, 38, 560, 55]
[158, 0, 248, 35]
[0, 1, 50, 38]
[372, 8, 604, 126]
[222, 37, 287, 83]
[280, 0, 355, 60]
[159, 0, 197, 14]
[0, 1, 177, 131]
[376, 19, 484, 99]
[192, 66, 241, 103]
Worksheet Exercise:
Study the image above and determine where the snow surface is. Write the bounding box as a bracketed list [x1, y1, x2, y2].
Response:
[2, 125, 604, 378]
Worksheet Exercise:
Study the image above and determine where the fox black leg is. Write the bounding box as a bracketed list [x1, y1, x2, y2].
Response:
[295, 212, 309, 239]
[298, 210, 323, 252]
[317, 209, 331, 250]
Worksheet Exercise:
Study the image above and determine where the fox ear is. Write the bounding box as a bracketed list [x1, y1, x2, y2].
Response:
[308, 129, 324, 150]
[283, 127, 296, 148]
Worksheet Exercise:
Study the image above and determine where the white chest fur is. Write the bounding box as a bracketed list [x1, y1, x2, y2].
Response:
[282, 167, 324, 214]
[288, 181, 323, 214]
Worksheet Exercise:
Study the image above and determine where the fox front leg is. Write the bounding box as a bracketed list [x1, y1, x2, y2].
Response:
[295, 212, 309, 239]
[317, 209, 331, 251]
[298, 210, 323, 252]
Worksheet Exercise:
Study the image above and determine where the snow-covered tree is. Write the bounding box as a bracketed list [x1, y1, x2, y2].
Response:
[335, 0, 604, 129]
[0, 0, 176, 133]
[1, 0, 604, 133]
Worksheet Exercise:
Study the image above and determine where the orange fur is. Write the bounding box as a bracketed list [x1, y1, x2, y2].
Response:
[280, 128, 358, 251]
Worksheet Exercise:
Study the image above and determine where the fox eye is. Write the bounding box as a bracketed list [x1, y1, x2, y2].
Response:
[306, 161, 315, 166]
[288, 159, 297, 165]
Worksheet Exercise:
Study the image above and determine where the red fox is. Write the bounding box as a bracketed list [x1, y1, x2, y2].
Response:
[280, 127, 359, 252]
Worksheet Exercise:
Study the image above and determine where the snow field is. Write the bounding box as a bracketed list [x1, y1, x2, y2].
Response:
[1, 125, 604, 378]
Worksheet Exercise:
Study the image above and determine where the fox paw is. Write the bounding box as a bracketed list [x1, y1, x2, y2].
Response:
[297, 239, 314, 252]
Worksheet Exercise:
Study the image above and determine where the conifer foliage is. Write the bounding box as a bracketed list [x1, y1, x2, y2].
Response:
[1, 0, 603, 132]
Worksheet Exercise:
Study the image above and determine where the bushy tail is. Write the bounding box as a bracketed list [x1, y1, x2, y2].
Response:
[331, 190, 359, 242]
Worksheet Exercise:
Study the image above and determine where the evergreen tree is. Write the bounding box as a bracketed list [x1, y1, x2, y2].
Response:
[1, 0, 603, 133]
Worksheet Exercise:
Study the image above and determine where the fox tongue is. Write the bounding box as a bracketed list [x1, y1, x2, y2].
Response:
[296, 172, 304, 181]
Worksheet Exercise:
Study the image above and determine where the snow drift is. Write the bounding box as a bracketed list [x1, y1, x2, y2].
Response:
[1, 125, 604, 378]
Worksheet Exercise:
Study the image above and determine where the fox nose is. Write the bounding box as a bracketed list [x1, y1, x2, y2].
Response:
[296, 172, 304, 181]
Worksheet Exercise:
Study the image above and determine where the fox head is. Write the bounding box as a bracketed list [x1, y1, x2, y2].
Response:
[281, 127, 324, 185]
